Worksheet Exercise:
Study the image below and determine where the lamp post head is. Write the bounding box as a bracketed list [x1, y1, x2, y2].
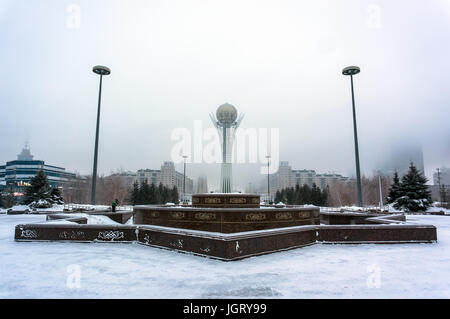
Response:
[342, 66, 360, 76]
[93, 65, 111, 76]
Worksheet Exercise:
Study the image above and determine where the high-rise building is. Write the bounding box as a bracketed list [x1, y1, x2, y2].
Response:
[136, 161, 194, 194]
[196, 176, 208, 194]
[136, 169, 160, 186]
[278, 161, 294, 190]
[380, 142, 425, 177]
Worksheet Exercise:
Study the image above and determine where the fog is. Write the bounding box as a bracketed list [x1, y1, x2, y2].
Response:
[0, 0, 449, 190]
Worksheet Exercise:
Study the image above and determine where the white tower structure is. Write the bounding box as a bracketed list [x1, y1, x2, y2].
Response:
[210, 103, 244, 193]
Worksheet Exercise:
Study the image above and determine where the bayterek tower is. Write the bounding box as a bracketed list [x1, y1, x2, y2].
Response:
[210, 103, 244, 193]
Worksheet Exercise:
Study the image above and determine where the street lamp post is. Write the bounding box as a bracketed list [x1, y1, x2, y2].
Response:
[437, 168, 442, 204]
[378, 175, 383, 211]
[343, 65, 363, 207]
[266, 155, 271, 204]
[91, 65, 111, 205]
[183, 155, 188, 203]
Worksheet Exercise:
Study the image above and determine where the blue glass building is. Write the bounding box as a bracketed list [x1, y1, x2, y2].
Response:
[0, 146, 76, 191]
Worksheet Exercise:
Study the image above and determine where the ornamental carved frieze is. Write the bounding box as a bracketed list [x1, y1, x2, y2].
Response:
[170, 212, 185, 219]
[230, 197, 246, 204]
[97, 230, 124, 241]
[245, 213, 266, 221]
[195, 212, 216, 220]
[143, 233, 151, 244]
[169, 239, 184, 248]
[20, 229, 38, 239]
[276, 212, 292, 220]
[204, 197, 222, 204]
[59, 230, 85, 240]
[299, 211, 310, 218]
[151, 211, 160, 218]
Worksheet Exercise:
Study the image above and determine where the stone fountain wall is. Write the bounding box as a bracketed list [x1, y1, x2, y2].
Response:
[133, 206, 320, 233]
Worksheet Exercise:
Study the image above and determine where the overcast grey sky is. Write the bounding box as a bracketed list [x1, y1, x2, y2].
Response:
[1, 0, 449, 189]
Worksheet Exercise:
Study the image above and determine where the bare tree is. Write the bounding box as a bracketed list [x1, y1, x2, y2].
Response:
[62, 175, 90, 204]
[327, 174, 391, 207]
[96, 175, 130, 205]
[62, 172, 134, 205]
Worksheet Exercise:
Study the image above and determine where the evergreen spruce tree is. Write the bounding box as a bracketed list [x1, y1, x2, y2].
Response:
[286, 187, 295, 204]
[157, 183, 164, 204]
[275, 190, 281, 203]
[311, 183, 321, 206]
[280, 189, 287, 203]
[294, 185, 300, 205]
[7, 191, 16, 208]
[0, 191, 4, 208]
[159, 185, 169, 204]
[139, 179, 151, 204]
[171, 186, 179, 204]
[394, 162, 432, 212]
[50, 187, 64, 205]
[2, 187, 16, 208]
[387, 171, 401, 204]
[129, 181, 140, 205]
[321, 186, 329, 207]
[149, 183, 158, 204]
[296, 185, 303, 204]
[300, 184, 312, 205]
[23, 169, 53, 208]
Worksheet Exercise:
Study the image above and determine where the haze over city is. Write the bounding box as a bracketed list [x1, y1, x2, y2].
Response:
[1, 0, 449, 189]
[2, 0, 450, 304]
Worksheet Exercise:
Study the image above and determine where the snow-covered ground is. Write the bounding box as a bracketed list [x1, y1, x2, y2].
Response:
[43, 213, 123, 225]
[320, 204, 450, 215]
[0, 214, 449, 299]
[0, 204, 133, 214]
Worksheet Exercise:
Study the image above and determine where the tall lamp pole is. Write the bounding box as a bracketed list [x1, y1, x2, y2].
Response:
[378, 175, 383, 211]
[437, 168, 442, 204]
[343, 66, 363, 207]
[266, 155, 271, 204]
[91, 65, 111, 205]
[183, 155, 188, 203]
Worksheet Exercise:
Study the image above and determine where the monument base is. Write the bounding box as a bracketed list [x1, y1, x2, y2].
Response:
[133, 205, 320, 233]
[15, 216, 437, 261]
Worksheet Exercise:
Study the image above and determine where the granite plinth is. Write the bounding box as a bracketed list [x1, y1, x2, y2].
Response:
[133, 206, 320, 233]
[14, 222, 437, 261]
[318, 224, 437, 243]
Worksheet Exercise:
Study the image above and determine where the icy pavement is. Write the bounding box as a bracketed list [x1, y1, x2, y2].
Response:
[0, 214, 449, 299]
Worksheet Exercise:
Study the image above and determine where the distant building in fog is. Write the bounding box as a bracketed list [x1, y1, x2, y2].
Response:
[108, 171, 137, 187]
[380, 142, 425, 177]
[136, 169, 160, 186]
[245, 182, 258, 194]
[196, 176, 208, 194]
[136, 161, 193, 194]
[267, 161, 348, 197]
